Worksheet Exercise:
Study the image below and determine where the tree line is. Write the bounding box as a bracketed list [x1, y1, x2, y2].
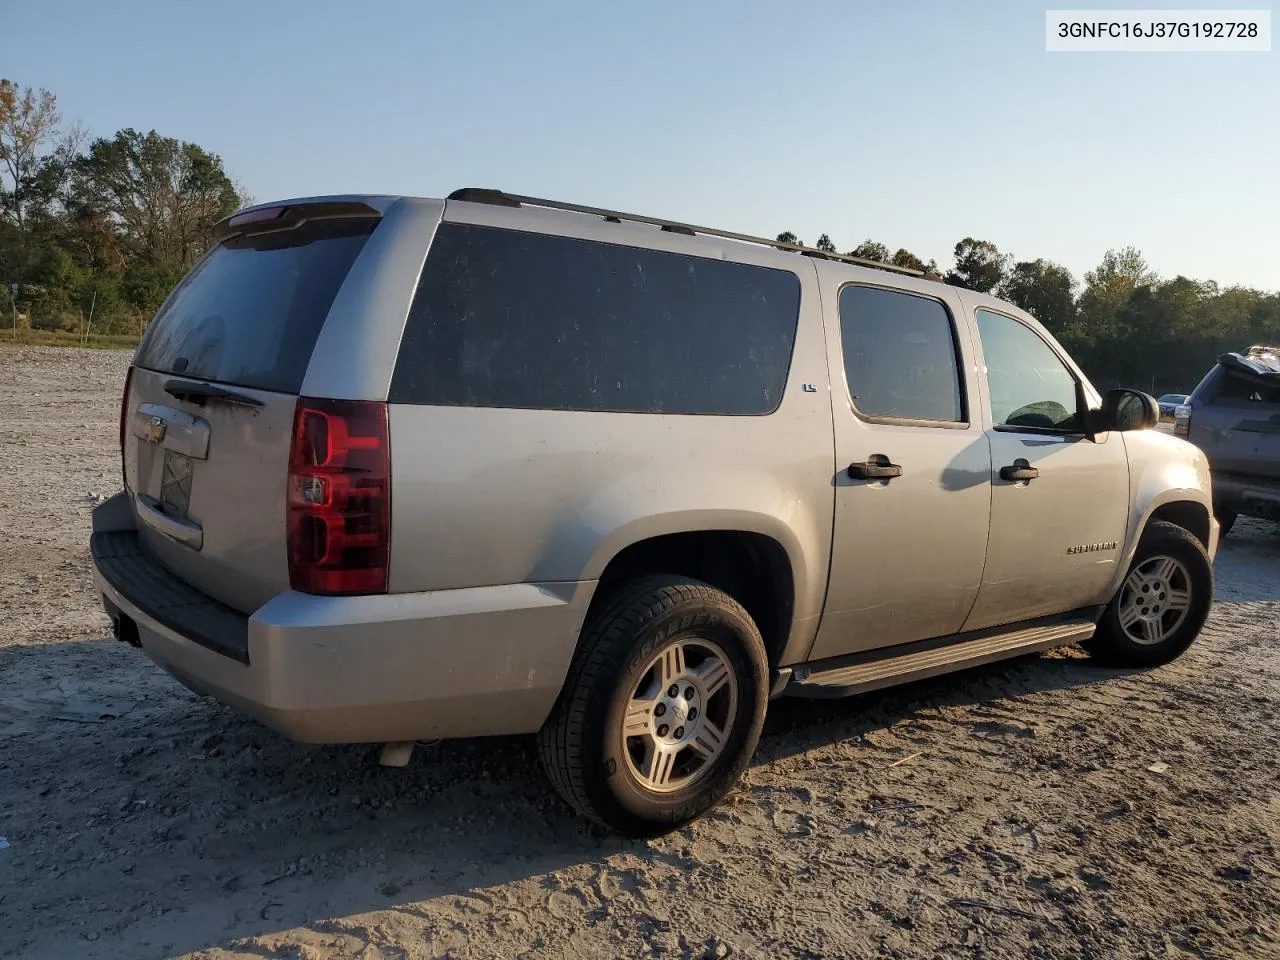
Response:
[3, 78, 1278, 393]
[774, 231, 1280, 394]
[0, 79, 243, 339]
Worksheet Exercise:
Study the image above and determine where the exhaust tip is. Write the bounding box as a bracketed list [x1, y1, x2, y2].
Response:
[379, 741, 415, 768]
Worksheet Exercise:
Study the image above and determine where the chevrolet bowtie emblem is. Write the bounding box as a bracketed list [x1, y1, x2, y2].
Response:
[144, 416, 167, 444]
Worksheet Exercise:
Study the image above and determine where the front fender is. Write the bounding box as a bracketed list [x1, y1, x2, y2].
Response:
[1104, 430, 1217, 599]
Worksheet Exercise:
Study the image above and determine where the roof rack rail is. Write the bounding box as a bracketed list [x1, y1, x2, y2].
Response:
[445, 187, 931, 279]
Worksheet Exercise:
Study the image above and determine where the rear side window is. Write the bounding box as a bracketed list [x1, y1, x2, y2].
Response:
[838, 285, 964, 423]
[135, 218, 377, 394]
[389, 224, 802, 415]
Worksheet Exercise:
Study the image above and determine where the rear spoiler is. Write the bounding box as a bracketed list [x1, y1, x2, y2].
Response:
[211, 200, 382, 244]
[1218, 345, 1280, 382]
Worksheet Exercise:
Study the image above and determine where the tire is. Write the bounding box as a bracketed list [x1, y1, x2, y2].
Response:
[1215, 506, 1237, 539]
[537, 575, 769, 837]
[1086, 520, 1213, 668]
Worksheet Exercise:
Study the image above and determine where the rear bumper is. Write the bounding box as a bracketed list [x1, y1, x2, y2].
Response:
[91, 494, 594, 743]
[1212, 471, 1280, 521]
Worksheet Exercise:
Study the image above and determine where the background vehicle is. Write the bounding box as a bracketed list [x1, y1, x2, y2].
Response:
[92, 189, 1219, 836]
[1176, 345, 1280, 536]
[1157, 393, 1188, 420]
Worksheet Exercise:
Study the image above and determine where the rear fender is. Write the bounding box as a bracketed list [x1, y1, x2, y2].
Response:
[574, 501, 827, 666]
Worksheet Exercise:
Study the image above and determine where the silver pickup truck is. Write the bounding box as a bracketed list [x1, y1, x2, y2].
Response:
[92, 189, 1218, 836]
[1176, 346, 1280, 537]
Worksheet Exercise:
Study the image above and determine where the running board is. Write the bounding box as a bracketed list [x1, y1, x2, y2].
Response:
[786, 619, 1097, 699]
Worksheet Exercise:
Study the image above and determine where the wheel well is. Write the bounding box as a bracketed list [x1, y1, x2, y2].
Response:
[592, 531, 795, 666]
[1148, 501, 1211, 548]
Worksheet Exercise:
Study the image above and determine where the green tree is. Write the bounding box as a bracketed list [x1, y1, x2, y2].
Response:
[999, 259, 1076, 335]
[945, 238, 1007, 293]
[0, 82, 253, 336]
[814, 233, 836, 253]
[0, 80, 65, 322]
[1078, 246, 1156, 337]
[775, 231, 800, 249]
[890, 248, 925, 271]
[74, 128, 242, 281]
[0, 79, 60, 232]
[847, 240, 888, 262]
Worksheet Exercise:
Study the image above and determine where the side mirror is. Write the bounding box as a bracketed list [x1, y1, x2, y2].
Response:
[1095, 388, 1159, 433]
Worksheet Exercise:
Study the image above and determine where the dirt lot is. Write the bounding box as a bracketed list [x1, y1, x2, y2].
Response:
[2, 345, 1279, 960]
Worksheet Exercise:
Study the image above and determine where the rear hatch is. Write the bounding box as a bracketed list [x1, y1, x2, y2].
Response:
[1191, 346, 1280, 481]
[123, 203, 381, 613]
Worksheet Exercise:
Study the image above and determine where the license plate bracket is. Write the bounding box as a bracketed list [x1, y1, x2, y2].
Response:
[159, 451, 194, 518]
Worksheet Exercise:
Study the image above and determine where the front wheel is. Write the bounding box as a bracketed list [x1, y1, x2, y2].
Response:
[1086, 520, 1214, 667]
[537, 576, 769, 837]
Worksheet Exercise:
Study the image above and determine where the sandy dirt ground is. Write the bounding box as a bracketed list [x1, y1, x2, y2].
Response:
[2, 345, 1278, 960]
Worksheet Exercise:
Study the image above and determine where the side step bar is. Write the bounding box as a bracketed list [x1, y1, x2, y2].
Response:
[786, 618, 1097, 699]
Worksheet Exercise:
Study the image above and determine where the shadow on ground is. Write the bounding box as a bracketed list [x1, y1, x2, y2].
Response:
[2, 628, 1138, 958]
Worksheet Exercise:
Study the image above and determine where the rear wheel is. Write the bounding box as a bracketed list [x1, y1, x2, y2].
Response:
[1087, 521, 1213, 667]
[537, 576, 768, 837]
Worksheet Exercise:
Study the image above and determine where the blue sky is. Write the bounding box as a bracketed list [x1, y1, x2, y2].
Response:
[5, 0, 1278, 290]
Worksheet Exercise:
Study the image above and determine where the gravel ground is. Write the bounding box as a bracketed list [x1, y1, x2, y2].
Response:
[2, 345, 1279, 960]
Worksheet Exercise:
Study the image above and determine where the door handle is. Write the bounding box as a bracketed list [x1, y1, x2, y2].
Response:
[848, 456, 903, 480]
[999, 460, 1040, 482]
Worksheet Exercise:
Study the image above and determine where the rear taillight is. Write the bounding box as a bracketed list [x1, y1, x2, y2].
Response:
[1173, 402, 1192, 438]
[119, 365, 135, 485]
[287, 398, 391, 595]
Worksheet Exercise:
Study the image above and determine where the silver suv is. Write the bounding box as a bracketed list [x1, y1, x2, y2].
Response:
[93, 189, 1219, 836]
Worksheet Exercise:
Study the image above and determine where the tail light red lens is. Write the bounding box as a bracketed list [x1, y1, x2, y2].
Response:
[287, 398, 391, 595]
[119, 365, 135, 486]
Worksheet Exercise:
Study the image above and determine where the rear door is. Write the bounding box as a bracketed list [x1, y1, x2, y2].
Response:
[961, 307, 1129, 632]
[124, 205, 383, 613]
[808, 280, 992, 661]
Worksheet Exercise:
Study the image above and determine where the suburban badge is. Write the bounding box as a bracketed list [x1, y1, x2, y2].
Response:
[1066, 541, 1118, 555]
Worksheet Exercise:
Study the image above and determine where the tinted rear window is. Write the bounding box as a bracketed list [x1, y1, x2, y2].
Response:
[1216, 372, 1280, 404]
[389, 224, 801, 414]
[135, 218, 377, 394]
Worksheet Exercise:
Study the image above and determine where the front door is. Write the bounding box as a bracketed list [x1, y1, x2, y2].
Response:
[808, 282, 992, 662]
[962, 307, 1130, 631]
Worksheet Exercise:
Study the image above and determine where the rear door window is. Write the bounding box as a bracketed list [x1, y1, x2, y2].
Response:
[838, 285, 965, 423]
[389, 224, 802, 415]
[135, 218, 377, 395]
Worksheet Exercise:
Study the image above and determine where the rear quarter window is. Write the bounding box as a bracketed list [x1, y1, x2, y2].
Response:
[389, 224, 802, 415]
[135, 217, 377, 395]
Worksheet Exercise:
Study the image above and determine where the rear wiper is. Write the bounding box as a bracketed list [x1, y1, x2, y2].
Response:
[163, 378, 264, 408]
